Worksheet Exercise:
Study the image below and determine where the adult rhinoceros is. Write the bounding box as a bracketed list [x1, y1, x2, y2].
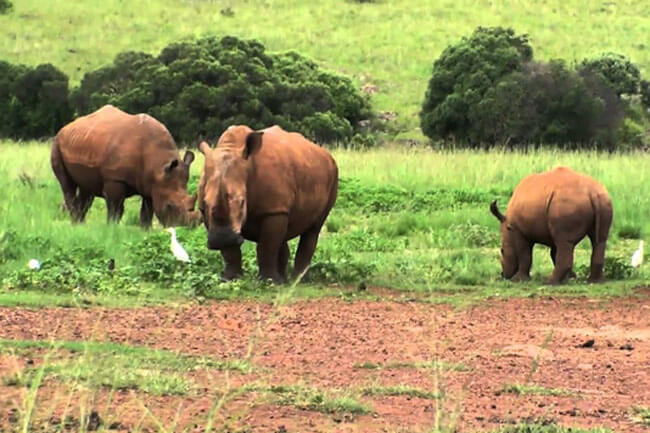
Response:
[490, 167, 613, 284]
[51, 105, 199, 227]
[198, 125, 338, 284]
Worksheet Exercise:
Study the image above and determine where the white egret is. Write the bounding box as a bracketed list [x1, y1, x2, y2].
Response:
[27, 259, 40, 270]
[631, 240, 644, 268]
[166, 227, 190, 263]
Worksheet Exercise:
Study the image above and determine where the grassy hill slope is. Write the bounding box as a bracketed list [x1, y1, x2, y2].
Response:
[1, 0, 649, 130]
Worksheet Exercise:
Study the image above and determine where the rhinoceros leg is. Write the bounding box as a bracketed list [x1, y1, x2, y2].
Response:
[277, 242, 290, 282]
[103, 181, 126, 223]
[221, 246, 242, 281]
[512, 242, 532, 282]
[292, 226, 322, 281]
[547, 241, 575, 284]
[71, 189, 94, 223]
[140, 197, 154, 229]
[587, 237, 607, 283]
[256, 215, 289, 284]
[550, 246, 577, 280]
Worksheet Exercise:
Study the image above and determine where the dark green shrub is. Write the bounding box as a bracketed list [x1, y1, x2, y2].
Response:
[420, 26, 533, 145]
[641, 79, 650, 110]
[421, 27, 630, 149]
[72, 36, 372, 145]
[579, 53, 641, 97]
[0, 0, 11, 14]
[0, 61, 73, 139]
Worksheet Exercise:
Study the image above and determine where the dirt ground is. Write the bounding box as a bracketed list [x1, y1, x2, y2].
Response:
[1, 290, 649, 433]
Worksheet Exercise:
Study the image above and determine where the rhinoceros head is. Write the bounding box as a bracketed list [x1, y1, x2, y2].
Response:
[198, 126, 264, 250]
[152, 150, 199, 227]
[490, 200, 518, 279]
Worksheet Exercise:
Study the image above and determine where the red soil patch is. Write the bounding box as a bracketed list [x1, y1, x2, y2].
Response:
[1, 292, 649, 432]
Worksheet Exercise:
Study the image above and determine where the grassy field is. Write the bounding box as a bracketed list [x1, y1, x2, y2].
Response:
[1, 141, 648, 306]
[1, 0, 649, 131]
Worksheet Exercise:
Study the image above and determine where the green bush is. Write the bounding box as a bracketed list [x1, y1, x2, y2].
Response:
[641, 79, 650, 110]
[0, 0, 11, 14]
[0, 61, 73, 139]
[420, 27, 640, 150]
[72, 36, 373, 145]
[579, 53, 641, 97]
[420, 26, 533, 145]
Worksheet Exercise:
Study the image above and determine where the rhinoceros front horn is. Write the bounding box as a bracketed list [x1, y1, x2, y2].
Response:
[490, 200, 505, 222]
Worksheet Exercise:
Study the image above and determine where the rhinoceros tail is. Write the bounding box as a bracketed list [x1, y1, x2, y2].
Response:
[51, 135, 77, 199]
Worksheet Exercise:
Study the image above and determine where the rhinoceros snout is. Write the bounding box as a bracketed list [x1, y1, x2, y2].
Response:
[208, 227, 244, 250]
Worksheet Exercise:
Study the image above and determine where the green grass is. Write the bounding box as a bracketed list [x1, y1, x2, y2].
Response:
[492, 425, 614, 433]
[1, 339, 252, 396]
[361, 384, 439, 400]
[631, 406, 650, 426]
[353, 360, 468, 371]
[501, 383, 578, 397]
[1, 143, 649, 306]
[247, 384, 371, 415]
[1, 0, 649, 132]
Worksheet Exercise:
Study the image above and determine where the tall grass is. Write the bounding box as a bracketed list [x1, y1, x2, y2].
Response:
[1, 0, 648, 129]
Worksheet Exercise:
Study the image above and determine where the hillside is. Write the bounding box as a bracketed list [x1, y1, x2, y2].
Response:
[1, 0, 649, 130]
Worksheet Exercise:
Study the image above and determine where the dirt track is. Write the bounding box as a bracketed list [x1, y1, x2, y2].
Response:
[1, 291, 650, 432]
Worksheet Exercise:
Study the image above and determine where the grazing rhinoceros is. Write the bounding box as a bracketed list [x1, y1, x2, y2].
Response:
[198, 125, 338, 284]
[490, 166, 613, 284]
[51, 105, 199, 227]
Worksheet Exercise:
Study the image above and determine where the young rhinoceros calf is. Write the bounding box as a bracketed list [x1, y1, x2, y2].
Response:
[490, 167, 613, 284]
[198, 125, 338, 284]
[51, 105, 199, 227]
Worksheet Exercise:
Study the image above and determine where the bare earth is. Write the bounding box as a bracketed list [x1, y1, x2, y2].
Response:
[1, 290, 649, 432]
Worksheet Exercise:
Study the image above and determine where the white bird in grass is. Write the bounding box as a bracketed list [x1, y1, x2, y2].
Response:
[631, 240, 644, 268]
[166, 227, 190, 263]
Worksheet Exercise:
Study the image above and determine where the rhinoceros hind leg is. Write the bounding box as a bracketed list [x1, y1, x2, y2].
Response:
[221, 246, 243, 281]
[277, 242, 290, 282]
[292, 225, 323, 281]
[587, 237, 607, 283]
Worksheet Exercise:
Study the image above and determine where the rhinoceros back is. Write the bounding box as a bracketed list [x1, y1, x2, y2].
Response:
[55, 105, 177, 196]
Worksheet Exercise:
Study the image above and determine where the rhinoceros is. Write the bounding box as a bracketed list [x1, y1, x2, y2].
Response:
[51, 105, 199, 227]
[198, 125, 338, 284]
[490, 166, 613, 284]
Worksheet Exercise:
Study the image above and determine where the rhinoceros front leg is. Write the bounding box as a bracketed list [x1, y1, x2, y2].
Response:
[256, 215, 289, 284]
[220, 246, 243, 281]
[103, 181, 126, 223]
[512, 242, 532, 282]
[547, 241, 575, 284]
[292, 225, 323, 281]
[550, 246, 577, 280]
[140, 197, 154, 229]
[278, 242, 290, 283]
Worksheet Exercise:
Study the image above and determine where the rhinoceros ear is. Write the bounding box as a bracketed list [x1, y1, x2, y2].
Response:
[490, 200, 505, 223]
[183, 150, 195, 166]
[198, 141, 212, 155]
[243, 131, 264, 160]
[164, 159, 179, 174]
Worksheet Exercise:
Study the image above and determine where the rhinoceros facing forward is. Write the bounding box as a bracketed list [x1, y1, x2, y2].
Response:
[51, 105, 199, 227]
[198, 125, 338, 284]
[490, 167, 613, 284]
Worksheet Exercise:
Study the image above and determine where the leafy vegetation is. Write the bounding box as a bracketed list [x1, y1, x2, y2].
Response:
[631, 406, 650, 426]
[72, 36, 372, 144]
[420, 27, 646, 149]
[251, 384, 371, 414]
[353, 360, 468, 371]
[493, 424, 614, 433]
[0, 61, 72, 139]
